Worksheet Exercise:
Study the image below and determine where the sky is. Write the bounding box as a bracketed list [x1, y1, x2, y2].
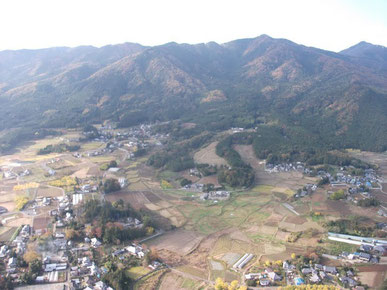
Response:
[0, 0, 386, 52]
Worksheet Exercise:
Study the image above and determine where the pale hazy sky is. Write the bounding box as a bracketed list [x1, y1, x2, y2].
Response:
[0, 0, 386, 52]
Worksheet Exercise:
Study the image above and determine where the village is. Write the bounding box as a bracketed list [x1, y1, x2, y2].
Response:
[0, 123, 171, 289]
[243, 237, 387, 288]
[0, 123, 386, 289]
[0, 176, 164, 289]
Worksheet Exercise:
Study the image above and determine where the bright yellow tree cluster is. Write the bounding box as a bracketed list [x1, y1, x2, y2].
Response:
[15, 196, 29, 210]
[274, 260, 283, 266]
[49, 176, 77, 188]
[264, 260, 272, 267]
[215, 278, 247, 290]
[13, 182, 39, 191]
[161, 180, 173, 189]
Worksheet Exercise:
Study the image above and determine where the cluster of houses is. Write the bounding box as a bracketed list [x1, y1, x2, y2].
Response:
[182, 183, 204, 191]
[1, 224, 31, 277]
[200, 191, 230, 201]
[230, 127, 245, 133]
[318, 168, 379, 189]
[73, 279, 112, 290]
[245, 261, 361, 287]
[69, 242, 161, 289]
[83, 123, 165, 159]
[86, 148, 114, 157]
[245, 268, 282, 286]
[69, 256, 107, 289]
[0, 185, 86, 284]
[189, 168, 201, 177]
[294, 183, 318, 198]
[1, 168, 31, 179]
[265, 162, 311, 174]
[112, 243, 161, 270]
[80, 184, 98, 193]
[339, 251, 379, 263]
[328, 232, 387, 263]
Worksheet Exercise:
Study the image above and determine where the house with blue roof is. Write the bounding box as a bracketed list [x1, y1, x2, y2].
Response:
[295, 277, 305, 285]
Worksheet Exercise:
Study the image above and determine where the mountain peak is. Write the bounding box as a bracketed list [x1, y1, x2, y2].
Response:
[340, 41, 387, 72]
[341, 41, 386, 54]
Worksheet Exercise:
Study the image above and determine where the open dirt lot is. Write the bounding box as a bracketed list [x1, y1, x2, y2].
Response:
[106, 190, 151, 209]
[348, 150, 387, 178]
[7, 215, 33, 227]
[145, 229, 204, 255]
[32, 215, 51, 231]
[158, 272, 204, 290]
[197, 175, 221, 187]
[234, 145, 317, 190]
[357, 265, 387, 288]
[194, 142, 228, 166]
[278, 220, 323, 232]
[36, 186, 63, 197]
[0, 182, 19, 211]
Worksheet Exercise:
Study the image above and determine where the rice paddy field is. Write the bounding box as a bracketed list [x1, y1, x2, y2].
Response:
[127, 266, 151, 279]
[2, 133, 386, 289]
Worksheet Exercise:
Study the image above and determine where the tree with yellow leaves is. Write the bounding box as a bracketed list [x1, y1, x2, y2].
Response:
[161, 180, 173, 189]
[65, 229, 81, 240]
[23, 250, 41, 263]
[15, 195, 29, 210]
[229, 280, 239, 290]
[275, 259, 282, 266]
[215, 278, 247, 290]
[215, 277, 228, 290]
[146, 226, 154, 235]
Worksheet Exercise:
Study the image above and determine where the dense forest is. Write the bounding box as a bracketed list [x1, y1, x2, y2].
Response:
[37, 143, 80, 155]
[216, 134, 255, 188]
[1, 35, 386, 154]
[147, 133, 212, 172]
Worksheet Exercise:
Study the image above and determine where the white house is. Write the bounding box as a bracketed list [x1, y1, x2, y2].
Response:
[91, 238, 102, 247]
[127, 245, 145, 258]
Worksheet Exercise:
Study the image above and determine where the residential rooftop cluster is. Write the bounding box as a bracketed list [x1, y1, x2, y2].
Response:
[265, 162, 312, 174]
[200, 190, 230, 201]
[244, 258, 365, 288]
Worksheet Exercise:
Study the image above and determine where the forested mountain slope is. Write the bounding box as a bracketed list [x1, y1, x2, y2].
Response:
[0, 35, 386, 152]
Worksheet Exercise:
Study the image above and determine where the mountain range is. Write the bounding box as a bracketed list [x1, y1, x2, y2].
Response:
[0, 35, 386, 151]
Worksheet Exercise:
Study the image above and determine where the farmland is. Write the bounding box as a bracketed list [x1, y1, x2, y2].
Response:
[1, 130, 387, 289]
[194, 142, 228, 166]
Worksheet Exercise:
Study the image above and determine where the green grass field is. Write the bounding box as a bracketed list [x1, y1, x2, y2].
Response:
[89, 155, 116, 163]
[127, 266, 151, 279]
[323, 240, 358, 255]
[251, 185, 274, 193]
[157, 170, 180, 180]
[80, 142, 104, 151]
